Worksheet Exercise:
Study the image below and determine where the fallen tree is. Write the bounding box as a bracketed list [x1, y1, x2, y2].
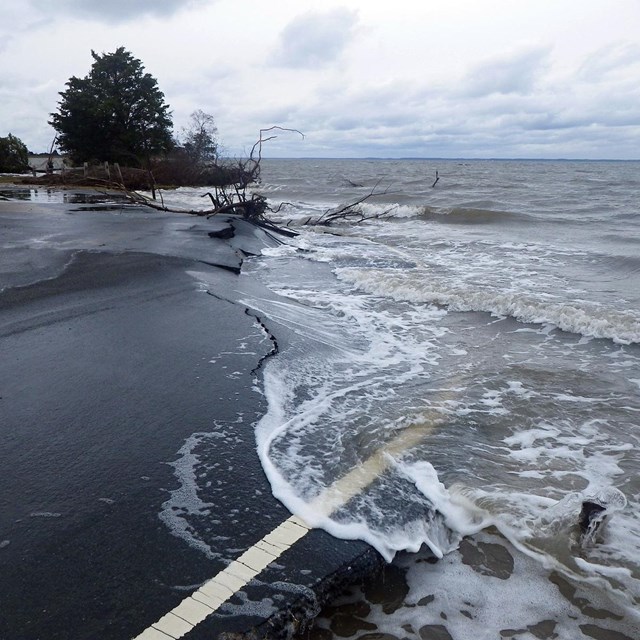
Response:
[23, 126, 397, 237]
[124, 126, 298, 206]
[104, 126, 304, 238]
[298, 181, 397, 226]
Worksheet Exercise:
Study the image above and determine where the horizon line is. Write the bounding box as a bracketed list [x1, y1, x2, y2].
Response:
[27, 152, 639, 162]
[258, 155, 640, 162]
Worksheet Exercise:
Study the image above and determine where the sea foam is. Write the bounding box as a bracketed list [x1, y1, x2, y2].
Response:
[337, 266, 640, 344]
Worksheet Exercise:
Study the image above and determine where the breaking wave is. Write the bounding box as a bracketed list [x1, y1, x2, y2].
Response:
[337, 267, 640, 344]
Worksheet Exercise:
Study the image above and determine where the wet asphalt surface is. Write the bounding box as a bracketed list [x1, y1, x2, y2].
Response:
[0, 196, 375, 640]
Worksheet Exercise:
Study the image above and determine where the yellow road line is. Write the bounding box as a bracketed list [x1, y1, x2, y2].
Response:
[134, 402, 452, 639]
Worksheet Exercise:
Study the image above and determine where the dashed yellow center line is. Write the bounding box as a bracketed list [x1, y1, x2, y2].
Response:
[134, 515, 311, 639]
[310, 414, 446, 517]
[134, 402, 451, 639]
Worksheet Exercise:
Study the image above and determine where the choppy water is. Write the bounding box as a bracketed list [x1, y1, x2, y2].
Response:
[170, 159, 640, 639]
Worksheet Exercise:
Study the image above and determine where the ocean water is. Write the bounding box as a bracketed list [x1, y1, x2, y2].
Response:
[167, 158, 639, 639]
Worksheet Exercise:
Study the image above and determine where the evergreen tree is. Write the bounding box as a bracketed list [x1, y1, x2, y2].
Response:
[50, 47, 173, 166]
[0, 134, 29, 173]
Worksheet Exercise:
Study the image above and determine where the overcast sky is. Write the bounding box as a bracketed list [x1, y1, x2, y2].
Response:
[1, 0, 639, 158]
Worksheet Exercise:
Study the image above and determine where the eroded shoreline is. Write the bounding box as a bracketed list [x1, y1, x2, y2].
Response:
[0, 191, 383, 640]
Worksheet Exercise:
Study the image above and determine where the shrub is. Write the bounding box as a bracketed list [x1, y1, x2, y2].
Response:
[0, 134, 30, 173]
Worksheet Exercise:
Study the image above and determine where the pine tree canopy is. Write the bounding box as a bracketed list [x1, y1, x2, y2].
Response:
[50, 47, 173, 166]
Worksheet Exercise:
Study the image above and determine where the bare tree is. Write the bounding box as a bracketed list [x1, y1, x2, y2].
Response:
[181, 110, 218, 166]
[106, 126, 304, 237]
[92, 126, 394, 236]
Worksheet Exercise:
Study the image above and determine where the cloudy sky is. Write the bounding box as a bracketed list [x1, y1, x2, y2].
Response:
[1, 0, 639, 158]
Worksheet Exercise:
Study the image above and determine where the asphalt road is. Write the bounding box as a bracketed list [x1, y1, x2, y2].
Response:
[0, 196, 378, 640]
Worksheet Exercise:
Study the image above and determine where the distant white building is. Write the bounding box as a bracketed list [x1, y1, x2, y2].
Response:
[27, 155, 67, 172]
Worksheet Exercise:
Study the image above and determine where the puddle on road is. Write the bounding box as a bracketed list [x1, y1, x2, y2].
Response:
[0, 188, 128, 205]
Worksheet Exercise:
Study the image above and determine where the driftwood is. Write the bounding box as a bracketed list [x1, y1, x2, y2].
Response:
[96, 127, 304, 223]
[53, 126, 396, 237]
[68, 127, 304, 240]
[300, 181, 397, 226]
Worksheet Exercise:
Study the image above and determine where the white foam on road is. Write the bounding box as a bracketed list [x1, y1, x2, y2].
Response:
[133, 393, 461, 639]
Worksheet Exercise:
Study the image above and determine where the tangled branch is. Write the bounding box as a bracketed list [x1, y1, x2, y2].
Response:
[64, 126, 395, 237]
[100, 127, 305, 234]
[300, 181, 397, 226]
[246, 126, 305, 182]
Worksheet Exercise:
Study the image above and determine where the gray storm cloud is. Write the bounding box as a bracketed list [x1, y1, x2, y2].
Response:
[461, 47, 551, 97]
[30, 0, 209, 23]
[2, 1, 639, 158]
[271, 8, 358, 68]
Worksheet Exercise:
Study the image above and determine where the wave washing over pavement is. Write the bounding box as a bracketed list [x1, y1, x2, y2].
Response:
[161, 158, 640, 639]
